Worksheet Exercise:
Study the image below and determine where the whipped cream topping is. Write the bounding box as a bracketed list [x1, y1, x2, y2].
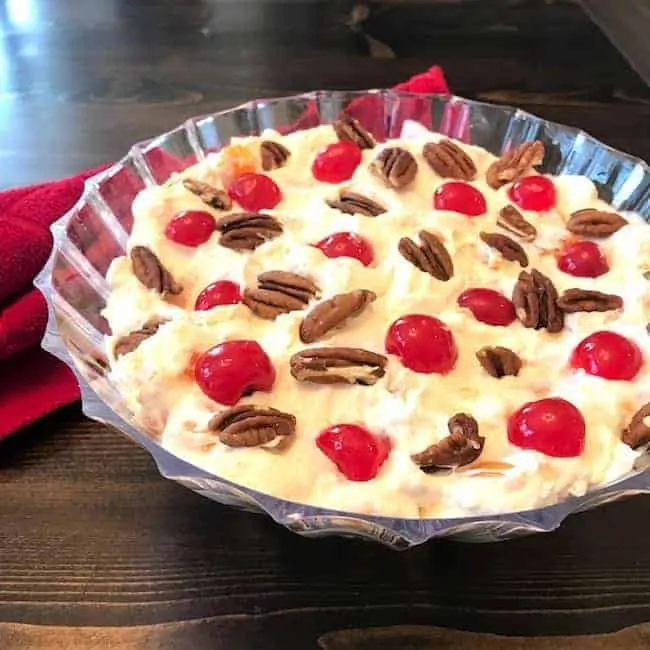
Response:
[103, 122, 650, 518]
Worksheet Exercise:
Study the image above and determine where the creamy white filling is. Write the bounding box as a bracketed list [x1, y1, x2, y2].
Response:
[103, 123, 650, 518]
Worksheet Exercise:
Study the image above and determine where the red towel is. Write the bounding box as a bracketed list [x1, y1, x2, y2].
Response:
[0, 67, 450, 441]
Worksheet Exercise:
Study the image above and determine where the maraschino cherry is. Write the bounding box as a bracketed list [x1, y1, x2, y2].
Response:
[194, 281, 242, 311]
[164, 210, 216, 247]
[314, 232, 374, 266]
[228, 172, 282, 211]
[557, 241, 609, 278]
[316, 424, 391, 481]
[457, 288, 516, 326]
[433, 181, 487, 217]
[508, 176, 556, 211]
[194, 340, 275, 405]
[312, 141, 362, 183]
[507, 397, 586, 457]
[385, 314, 458, 374]
[570, 331, 643, 381]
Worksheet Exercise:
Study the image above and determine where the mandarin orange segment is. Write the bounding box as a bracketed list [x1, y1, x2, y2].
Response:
[184, 352, 201, 380]
[466, 460, 515, 471]
[220, 144, 259, 187]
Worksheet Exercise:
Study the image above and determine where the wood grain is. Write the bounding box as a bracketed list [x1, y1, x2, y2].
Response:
[1, 621, 650, 650]
[1, 0, 650, 646]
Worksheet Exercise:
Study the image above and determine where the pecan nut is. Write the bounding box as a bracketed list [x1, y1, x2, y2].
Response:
[332, 115, 375, 150]
[243, 271, 320, 320]
[476, 346, 522, 378]
[209, 405, 296, 448]
[398, 230, 453, 281]
[326, 191, 386, 217]
[512, 268, 564, 333]
[412, 413, 484, 472]
[130, 246, 182, 296]
[422, 139, 476, 180]
[622, 403, 650, 450]
[566, 209, 628, 238]
[480, 231, 528, 267]
[182, 178, 232, 210]
[290, 347, 387, 385]
[557, 289, 623, 313]
[497, 204, 537, 242]
[113, 319, 165, 357]
[370, 147, 418, 189]
[486, 140, 545, 189]
[215, 212, 283, 251]
[300, 289, 376, 344]
[260, 140, 291, 171]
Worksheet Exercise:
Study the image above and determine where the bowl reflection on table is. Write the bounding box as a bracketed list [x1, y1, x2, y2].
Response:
[35, 90, 650, 549]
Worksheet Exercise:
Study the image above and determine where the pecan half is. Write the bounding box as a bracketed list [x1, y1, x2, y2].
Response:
[557, 289, 623, 313]
[476, 346, 522, 378]
[215, 212, 283, 251]
[370, 147, 418, 189]
[497, 204, 537, 242]
[512, 268, 564, 333]
[332, 115, 375, 150]
[182, 178, 232, 210]
[130, 246, 182, 296]
[398, 230, 453, 281]
[412, 413, 484, 472]
[622, 404, 650, 450]
[326, 191, 386, 217]
[480, 231, 528, 267]
[422, 139, 476, 180]
[243, 271, 319, 320]
[566, 209, 628, 238]
[290, 347, 387, 385]
[300, 289, 376, 344]
[113, 319, 165, 357]
[260, 140, 291, 171]
[209, 405, 296, 448]
[486, 140, 545, 189]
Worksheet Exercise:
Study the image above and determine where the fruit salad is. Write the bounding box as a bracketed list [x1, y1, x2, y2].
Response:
[103, 116, 650, 518]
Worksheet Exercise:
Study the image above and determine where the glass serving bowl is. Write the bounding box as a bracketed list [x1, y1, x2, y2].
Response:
[35, 91, 650, 549]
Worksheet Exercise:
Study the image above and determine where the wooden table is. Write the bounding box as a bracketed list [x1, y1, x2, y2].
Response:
[1, 2, 650, 648]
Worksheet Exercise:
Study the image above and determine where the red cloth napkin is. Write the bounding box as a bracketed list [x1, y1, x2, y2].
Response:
[0, 66, 450, 441]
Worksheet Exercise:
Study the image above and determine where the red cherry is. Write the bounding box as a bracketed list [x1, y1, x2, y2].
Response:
[164, 210, 216, 247]
[557, 241, 609, 278]
[316, 424, 391, 481]
[433, 182, 487, 217]
[508, 175, 556, 211]
[570, 331, 643, 381]
[194, 281, 242, 311]
[312, 141, 362, 184]
[385, 314, 458, 374]
[507, 397, 586, 457]
[228, 172, 282, 211]
[314, 232, 374, 266]
[194, 340, 275, 406]
[457, 288, 516, 326]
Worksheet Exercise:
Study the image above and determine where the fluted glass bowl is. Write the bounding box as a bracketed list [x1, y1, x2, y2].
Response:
[35, 91, 650, 549]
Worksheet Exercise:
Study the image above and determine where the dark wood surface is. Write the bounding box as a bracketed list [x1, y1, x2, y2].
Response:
[580, 0, 650, 85]
[1, 1, 650, 648]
